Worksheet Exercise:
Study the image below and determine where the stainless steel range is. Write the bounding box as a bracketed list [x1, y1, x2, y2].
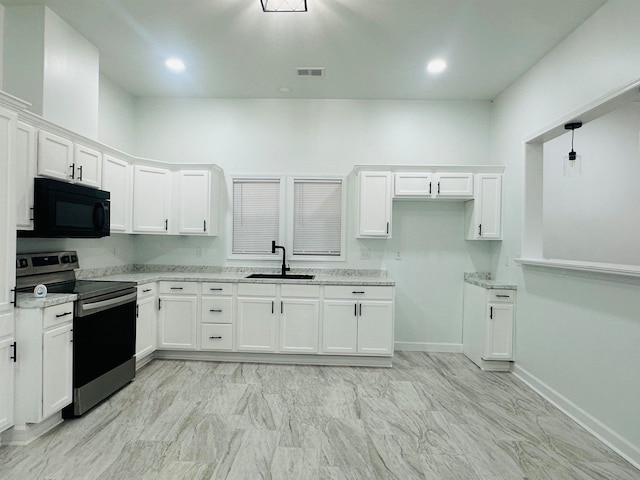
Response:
[16, 251, 137, 417]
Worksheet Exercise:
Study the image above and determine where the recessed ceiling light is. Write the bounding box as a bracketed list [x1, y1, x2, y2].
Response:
[427, 58, 447, 75]
[165, 57, 185, 72]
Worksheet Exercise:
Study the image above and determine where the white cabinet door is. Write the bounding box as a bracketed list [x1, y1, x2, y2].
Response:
[280, 298, 319, 353]
[434, 173, 473, 198]
[0, 108, 17, 312]
[42, 322, 73, 419]
[37, 130, 74, 182]
[102, 155, 131, 233]
[358, 172, 392, 238]
[15, 122, 37, 230]
[178, 170, 210, 234]
[136, 294, 157, 360]
[133, 165, 171, 233]
[0, 329, 15, 433]
[484, 303, 514, 360]
[394, 173, 432, 197]
[468, 174, 502, 240]
[236, 297, 277, 352]
[322, 300, 358, 354]
[357, 301, 394, 355]
[157, 295, 197, 349]
[74, 144, 102, 188]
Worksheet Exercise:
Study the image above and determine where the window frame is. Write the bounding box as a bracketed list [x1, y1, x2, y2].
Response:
[227, 174, 347, 262]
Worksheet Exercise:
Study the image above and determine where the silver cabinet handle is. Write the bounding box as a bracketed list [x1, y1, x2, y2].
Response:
[210, 288, 223, 291]
[496, 294, 510, 298]
[170, 287, 183, 290]
[77, 165, 83, 181]
[209, 336, 222, 339]
[143, 288, 152, 293]
[352, 291, 365, 294]
[69, 163, 75, 179]
[209, 309, 222, 313]
[56, 311, 72, 318]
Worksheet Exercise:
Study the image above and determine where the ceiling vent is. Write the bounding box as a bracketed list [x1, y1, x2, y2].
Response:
[297, 67, 325, 77]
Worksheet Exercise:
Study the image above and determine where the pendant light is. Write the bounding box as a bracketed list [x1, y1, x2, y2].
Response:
[564, 122, 583, 177]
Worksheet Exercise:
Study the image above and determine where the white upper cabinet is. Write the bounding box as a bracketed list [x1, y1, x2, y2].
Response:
[102, 155, 131, 233]
[358, 171, 392, 238]
[178, 170, 211, 235]
[394, 172, 473, 198]
[73, 144, 102, 188]
[37, 130, 102, 188]
[466, 174, 502, 240]
[37, 130, 74, 182]
[132, 165, 171, 233]
[15, 122, 37, 230]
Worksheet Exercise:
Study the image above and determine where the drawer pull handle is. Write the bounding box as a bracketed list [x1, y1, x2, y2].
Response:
[489, 306, 493, 319]
[209, 309, 222, 313]
[10, 342, 16, 362]
[170, 287, 183, 290]
[496, 294, 510, 298]
[143, 288, 152, 293]
[352, 291, 365, 294]
[209, 336, 223, 339]
[55, 312, 72, 318]
[210, 288, 223, 291]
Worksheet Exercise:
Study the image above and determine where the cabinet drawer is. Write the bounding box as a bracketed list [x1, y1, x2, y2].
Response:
[43, 302, 74, 329]
[201, 324, 233, 351]
[159, 281, 198, 295]
[238, 283, 276, 297]
[201, 282, 233, 296]
[324, 285, 393, 300]
[280, 284, 320, 298]
[201, 298, 233, 324]
[488, 289, 515, 303]
[0, 310, 13, 337]
[137, 283, 157, 298]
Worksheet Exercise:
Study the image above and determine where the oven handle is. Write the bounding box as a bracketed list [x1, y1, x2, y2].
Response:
[79, 291, 137, 315]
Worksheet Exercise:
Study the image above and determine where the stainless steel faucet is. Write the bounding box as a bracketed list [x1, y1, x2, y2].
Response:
[271, 241, 290, 276]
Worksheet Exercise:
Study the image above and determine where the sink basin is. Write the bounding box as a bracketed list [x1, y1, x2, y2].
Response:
[246, 273, 315, 280]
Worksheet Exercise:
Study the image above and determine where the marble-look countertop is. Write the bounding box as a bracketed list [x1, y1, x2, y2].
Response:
[464, 272, 516, 290]
[93, 271, 395, 286]
[16, 292, 78, 309]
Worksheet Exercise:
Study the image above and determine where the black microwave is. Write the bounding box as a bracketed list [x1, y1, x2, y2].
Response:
[20, 178, 110, 238]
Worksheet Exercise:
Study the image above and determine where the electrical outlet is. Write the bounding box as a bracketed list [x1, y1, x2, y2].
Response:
[395, 250, 402, 260]
[360, 247, 371, 260]
[112, 247, 116, 256]
[195, 247, 202, 258]
[505, 253, 510, 266]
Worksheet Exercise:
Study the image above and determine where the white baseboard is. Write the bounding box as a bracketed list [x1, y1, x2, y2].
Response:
[0, 413, 63, 446]
[394, 341, 463, 353]
[513, 364, 640, 470]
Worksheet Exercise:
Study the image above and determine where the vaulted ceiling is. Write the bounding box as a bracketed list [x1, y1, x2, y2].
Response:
[1, 0, 607, 100]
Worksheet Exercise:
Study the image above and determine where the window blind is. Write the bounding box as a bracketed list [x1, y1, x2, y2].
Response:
[293, 179, 342, 256]
[233, 179, 280, 254]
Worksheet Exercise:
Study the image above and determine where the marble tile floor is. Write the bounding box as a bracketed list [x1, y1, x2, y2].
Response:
[1, 352, 638, 480]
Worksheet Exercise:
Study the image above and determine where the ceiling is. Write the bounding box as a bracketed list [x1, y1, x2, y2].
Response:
[1, 0, 607, 100]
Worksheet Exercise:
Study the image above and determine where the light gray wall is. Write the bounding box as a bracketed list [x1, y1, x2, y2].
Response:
[98, 73, 136, 152]
[132, 97, 496, 350]
[492, 0, 640, 465]
[543, 103, 640, 265]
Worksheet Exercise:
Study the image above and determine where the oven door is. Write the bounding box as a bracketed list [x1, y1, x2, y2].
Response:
[73, 289, 137, 388]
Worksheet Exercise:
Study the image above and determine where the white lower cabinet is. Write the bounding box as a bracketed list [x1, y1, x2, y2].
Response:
[322, 286, 394, 356]
[157, 282, 197, 350]
[15, 302, 74, 423]
[200, 282, 233, 351]
[279, 285, 320, 353]
[236, 284, 277, 352]
[463, 283, 515, 371]
[135, 283, 157, 361]
[0, 310, 16, 433]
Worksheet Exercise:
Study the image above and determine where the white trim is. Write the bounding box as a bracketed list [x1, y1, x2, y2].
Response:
[394, 341, 463, 353]
[0, 414, 63, 446]
[513, 364, 640, 470]
[516, 258, 640, 285]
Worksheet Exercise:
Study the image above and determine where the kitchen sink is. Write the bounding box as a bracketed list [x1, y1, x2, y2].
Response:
[245, 273, 315, 280]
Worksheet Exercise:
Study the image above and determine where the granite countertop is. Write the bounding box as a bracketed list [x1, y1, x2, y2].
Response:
[464, 272, 516, 290]
[93, 271, 395, 286]
[16, 292, 78, 309]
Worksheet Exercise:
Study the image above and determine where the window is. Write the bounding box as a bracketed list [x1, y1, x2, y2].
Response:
[232, 178, 281, 254]
[230, 175, 345, 260]
[292, 179, 343, 256]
